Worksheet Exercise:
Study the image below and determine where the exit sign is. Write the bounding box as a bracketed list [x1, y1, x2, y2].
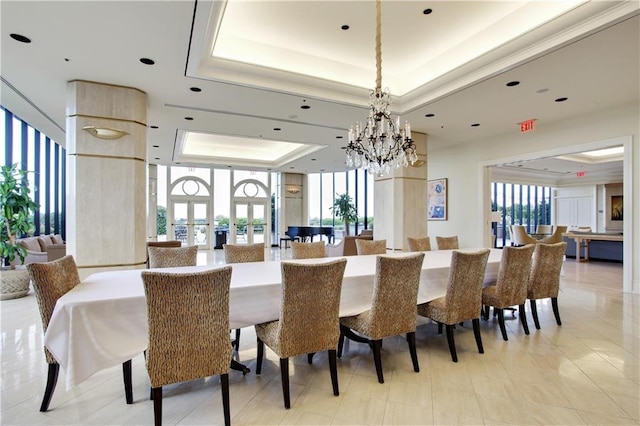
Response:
[520, 119, 536, 133]
[576, 171, 586, 177]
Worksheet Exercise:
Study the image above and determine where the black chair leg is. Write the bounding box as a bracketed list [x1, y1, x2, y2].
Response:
[328, 349, 339, 396]
[530, 299, 541, 330]
[40, 363, 60, 412]
[552, 297, 562, 325]
[337, 327, 345, 358]
[407, 332, 419, 373]
[445, 324, 458, 362]
[151, 387, 162, 426]
[122, 359, 133, 404]
[472, 318, 484, 354]
[256, 338, 264, 374]
[234, 328, 241, 351]
[307, 353, 315, 364]
[221, 373, 230, 426]
[519, 304, 530, 335]
[437, 322, 443, 334]
[280, 358, 291, 409]
[497, 308, 508, 341]
[483, 305, 490, 321]
[372, 339, 384, 383]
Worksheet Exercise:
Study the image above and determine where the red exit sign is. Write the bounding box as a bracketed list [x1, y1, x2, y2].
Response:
[520, 119, 536, 133]
[576, 171, 586, 177]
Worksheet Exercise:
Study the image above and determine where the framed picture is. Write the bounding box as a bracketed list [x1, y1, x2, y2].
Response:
[611, 195, 623, 221]
[427, 178, 447, 220]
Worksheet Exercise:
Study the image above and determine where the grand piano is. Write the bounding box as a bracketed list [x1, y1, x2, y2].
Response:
[286, 226, 335, 243]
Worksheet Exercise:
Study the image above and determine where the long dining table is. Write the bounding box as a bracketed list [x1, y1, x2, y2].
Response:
[44, 249, 502, 389]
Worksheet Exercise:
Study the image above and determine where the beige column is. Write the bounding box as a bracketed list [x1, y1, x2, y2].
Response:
[373, 132, 428, 251]
[66, 80, 147, 274]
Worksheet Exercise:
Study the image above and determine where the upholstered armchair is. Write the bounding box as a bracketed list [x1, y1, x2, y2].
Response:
[538, 226, 568, 244]
[511, 225, 537, 246]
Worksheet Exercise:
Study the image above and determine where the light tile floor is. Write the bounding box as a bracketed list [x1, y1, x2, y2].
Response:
[1, 250, 638, 425]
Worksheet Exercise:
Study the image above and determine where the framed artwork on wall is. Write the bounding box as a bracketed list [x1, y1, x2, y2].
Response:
[611, 195, 623, 220]
[427, 178, 447, 220]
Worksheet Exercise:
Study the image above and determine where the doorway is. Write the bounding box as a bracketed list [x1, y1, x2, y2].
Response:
[233, 201, 267, 245]
[171, 200, 211, 249]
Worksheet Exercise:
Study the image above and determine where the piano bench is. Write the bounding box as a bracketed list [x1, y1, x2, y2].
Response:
[279, 236, 300, 249]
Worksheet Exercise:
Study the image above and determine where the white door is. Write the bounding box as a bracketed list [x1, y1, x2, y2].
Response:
[232, 201, 267, 245]
[171, 201, 211, 249]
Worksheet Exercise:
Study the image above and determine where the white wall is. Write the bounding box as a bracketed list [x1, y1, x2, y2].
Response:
[426, 102, 639, 294]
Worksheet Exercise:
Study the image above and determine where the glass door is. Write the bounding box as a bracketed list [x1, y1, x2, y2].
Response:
[171, 201, 210, 249]
[233, 201, 267, 244]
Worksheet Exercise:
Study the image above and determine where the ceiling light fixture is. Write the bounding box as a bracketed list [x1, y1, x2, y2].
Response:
[82, 126, 129, 140]
[345, 0, 417, 176]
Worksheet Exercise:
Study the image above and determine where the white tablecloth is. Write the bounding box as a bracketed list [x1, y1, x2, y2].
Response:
[44, 249, 501, 389]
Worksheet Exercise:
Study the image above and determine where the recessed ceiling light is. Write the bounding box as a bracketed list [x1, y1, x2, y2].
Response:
[290, 166, 295, 169]
[184, 117, 194, 121]
[425, 113, 435, 118]
[227, 165, 232, 168]
[336, 135, 343, 139]
[300, 105, 310, 110]
[506, 81, 520, 87]
[150, 125, 159, 129]
[423, 8, 433, 15]
[471, 123, 480, 127]
[10, 33, 31, 43]
[340, 146, 346, 150]
[154, 157, 160, 160]
[64, 58, 70, 62]
[536, 88, 549, 94]
[139, 58, 155, 65]
[320, 169, 325, 172]
[555, 97, 568, 102]
[273, 128, 281, 131]
[152, 145, 159, 148]
[311, 158, 316, 161]
[341, 25, 349, 30]
[190, 87, 202, 92]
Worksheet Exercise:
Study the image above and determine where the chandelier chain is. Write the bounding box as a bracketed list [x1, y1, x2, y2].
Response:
[375, 0, 382, 91]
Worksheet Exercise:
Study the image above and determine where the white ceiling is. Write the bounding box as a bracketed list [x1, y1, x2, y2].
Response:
[1, 1, 638, 178]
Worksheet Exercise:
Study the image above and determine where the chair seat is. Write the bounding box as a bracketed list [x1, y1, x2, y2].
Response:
[340, 311, 376, 339]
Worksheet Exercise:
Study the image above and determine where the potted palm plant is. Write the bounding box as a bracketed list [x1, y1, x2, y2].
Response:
[330, 193, 357, 236]
[1, 163, 40, 300]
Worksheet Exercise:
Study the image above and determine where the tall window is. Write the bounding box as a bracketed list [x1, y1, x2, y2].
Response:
[1, 106, 65, 238]
[308, 170, 374, 237]
[492, 181, 552, 247]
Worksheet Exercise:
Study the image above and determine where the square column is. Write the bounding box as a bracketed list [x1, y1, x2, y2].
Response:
[66, 80, 147, 273]
[373, 133, 428, 251]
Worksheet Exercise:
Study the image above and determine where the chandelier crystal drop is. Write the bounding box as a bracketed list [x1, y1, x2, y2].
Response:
[345, 0, 418, 176]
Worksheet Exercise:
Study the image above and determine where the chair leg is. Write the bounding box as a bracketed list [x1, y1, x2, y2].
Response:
[234, 328, 241, 351]
[551, 297, 562, 325]
[279, 358, 291, 409]
[337, 327, 345, 358]
[519, 304, 530, 335]
[529, 299, 541, 330]
[445, 325, 458, 362]
[307, 353, 315, 364]
[122, 359, 133, 404]
[256, 338, 264, 374]
[328, 349, 339, 396]
[497, 308, 508, 341]
[483, 305, 490, 321]
[472, 318, 484, 354]
[151, 387, 162, 426]
[437, 322, 443, 334]
[40, 363, 60, 412]
[407, 332, 419, 373]
[220, 373, 230, 426]
[372, 339, 384, 383]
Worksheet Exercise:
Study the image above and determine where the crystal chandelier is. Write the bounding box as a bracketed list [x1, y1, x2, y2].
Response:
[345, 0, 418, 176]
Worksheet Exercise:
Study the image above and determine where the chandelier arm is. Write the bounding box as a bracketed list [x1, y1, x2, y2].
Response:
[375, 0, 382, 91]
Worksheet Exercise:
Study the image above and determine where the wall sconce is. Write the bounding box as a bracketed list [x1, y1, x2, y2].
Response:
[82, 126, 129, 140]
[410, 159, 426, 167]
[285, 185, 300, 194]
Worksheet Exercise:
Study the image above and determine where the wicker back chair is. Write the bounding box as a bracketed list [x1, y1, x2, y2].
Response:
[417, 249, 490, 362]
[223, 243, 264, 263]
[355, 239, 387, 255]
[291, 241, 326, 259]
[435, 236, 459, 250]
[255, 258, 347, 409]
[223, 243, 265, 349]
[142, 267, 233, 426]
[146, 241, 181, 268]
[528, 242, 567, 329]
[27, 255, 133, 411]
[147, 245, 198, 268]
[338, 253, 425, 383]
[482, 245, 535, 340]
[407, 237, 432, 252]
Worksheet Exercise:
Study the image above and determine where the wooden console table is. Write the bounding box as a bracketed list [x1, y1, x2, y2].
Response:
[563, 232, 623, 262]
